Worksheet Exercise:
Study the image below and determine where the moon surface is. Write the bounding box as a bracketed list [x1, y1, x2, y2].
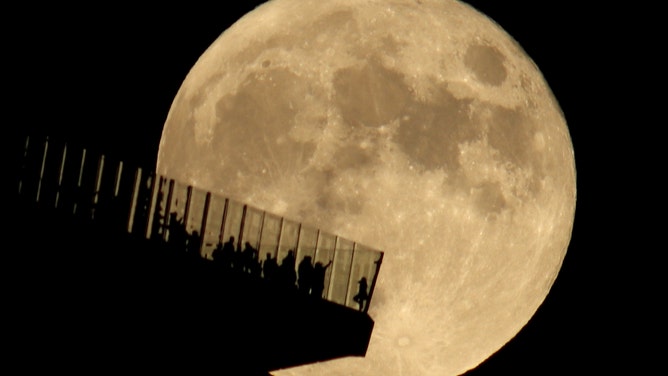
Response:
[156, 0, 576, 375]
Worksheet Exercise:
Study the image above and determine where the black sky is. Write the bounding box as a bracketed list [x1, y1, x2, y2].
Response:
[5, 1, 643, 374]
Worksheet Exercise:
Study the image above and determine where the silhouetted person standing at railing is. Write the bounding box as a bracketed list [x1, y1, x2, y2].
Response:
[353, 277, 370, 312]
[224, 236, 236, 268]
[212, 236, 235, 270]
[311, 260, 332, 299]
[262, 253, 278, 282]
[233, 239, 246, 272]
[242, 241, 260, 276]
[277, 250, 297, 290]
[297, 256, 314, 295]
[168, 212, 187, 252]
[186, 230, 201, 260]
[248, 244, 262, 278]
[211, 240, 225, 268]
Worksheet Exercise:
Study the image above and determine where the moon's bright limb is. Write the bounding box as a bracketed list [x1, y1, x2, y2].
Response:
[156, 0, 576, 375]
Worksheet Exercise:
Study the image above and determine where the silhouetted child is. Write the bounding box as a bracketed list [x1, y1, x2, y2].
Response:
[353, 277, 370, 312]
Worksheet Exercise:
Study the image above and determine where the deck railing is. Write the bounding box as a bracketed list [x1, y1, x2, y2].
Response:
[14, 134, 383, 312]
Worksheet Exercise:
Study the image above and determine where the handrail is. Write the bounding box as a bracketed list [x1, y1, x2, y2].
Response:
[14, 133, 383, 313]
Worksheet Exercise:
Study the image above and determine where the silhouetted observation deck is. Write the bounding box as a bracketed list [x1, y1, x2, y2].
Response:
[8, 133, 384, 373]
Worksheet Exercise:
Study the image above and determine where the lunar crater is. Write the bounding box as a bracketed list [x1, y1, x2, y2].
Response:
[333, 59, 411, 128]
[395, 84, 478, 172]
[464, 43, 508, 86]
[471, 181, 507, 213]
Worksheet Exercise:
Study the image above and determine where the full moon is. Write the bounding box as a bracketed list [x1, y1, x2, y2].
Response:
[156, 0, 576, 375]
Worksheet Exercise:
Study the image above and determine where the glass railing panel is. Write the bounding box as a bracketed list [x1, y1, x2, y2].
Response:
[147, 176, 169, 240]
[131, 171, 157, 237]
[221, 199, 245, 253]
[92, 156, 128, 226]
[18, 135, 48, 204]
[327, 237, 354, 306]
[183, 186, 208, 256]
[346, 243, 382, 313]
[276, 218, 300, 267]
[258, 212, 281, 263]
[110, 161, 140, 232]
[296, 225, 318, 265]
[312, 233, 335, 299]
[127, 168, 145, 234]
[241, 205, 264, 250]
[53, 143, 82, 214]
[163, 179, 190, 248]
[201, 194, 225, 260]
[36, 137, 65, 208]
[73, 149, 102, 219]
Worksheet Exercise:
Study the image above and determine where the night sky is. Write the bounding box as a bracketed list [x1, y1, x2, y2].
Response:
[6, 1, 641, 374]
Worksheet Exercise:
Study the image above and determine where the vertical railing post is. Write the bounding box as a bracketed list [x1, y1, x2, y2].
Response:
[294, 223, 304, 264]
[237, 204, 248, 251]
[127, 167, 142, 234]
[366, 252, 384, 313]
[274, 217, 284, 259]
[200, 192, 212, 255]
[312, 229, 321, 263]
[54, 143, 67, 208]
[163, 179, 175, 242]
[218, 198, 230, 244]
[17, 135, 30, 195]
[73, 148, 87, 215]
[325, 235, 339, 301]
[256, 211, 266, 251]
[183, 185, 193, 230]
[91, 154, 105, 220]
[113, 161, 124, 198]
[144, 174, 160, 239]
[35, 136, 49, 203]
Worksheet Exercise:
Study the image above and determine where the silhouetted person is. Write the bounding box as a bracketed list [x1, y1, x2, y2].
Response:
[353, 277, 370, 312]
[232, 240, 245, 272]
[248, 245, 262, 278]
[297, 256, 314, 295]
[168, 212, 187, 251]
[212, 236, 235, 270]
[311, 260, 332, 298]
[242, 241, 260, 275]
[211, 240, 225, 267]
[262, 253, 278, 282]
[277, 250, 297, 289]
[186, 230, 201, 259]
